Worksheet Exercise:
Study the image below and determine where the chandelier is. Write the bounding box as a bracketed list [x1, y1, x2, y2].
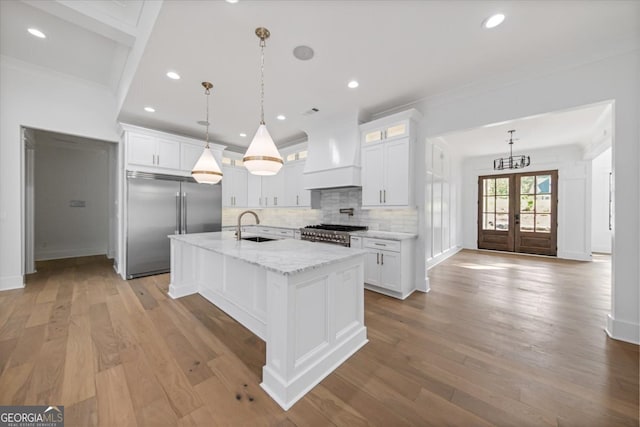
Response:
[493, 130, 530, 170]
[191, 82, 223, 184]
[243, 27, 284, 176]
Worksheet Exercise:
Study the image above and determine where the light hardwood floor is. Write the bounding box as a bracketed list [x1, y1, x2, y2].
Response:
[0, 250, 637, 426]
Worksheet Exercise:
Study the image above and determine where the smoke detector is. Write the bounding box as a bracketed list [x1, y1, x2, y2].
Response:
[293, 45, 314, 61]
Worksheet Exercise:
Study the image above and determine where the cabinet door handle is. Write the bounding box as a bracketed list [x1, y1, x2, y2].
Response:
[379, 190, 382, 203]
[376, 253, 379, 264]
[274, 196, 277, 206]
[383, 190, 386, 203]
[374, 242, 386, 246]
[296, 195, 299, 205]
[381, 253, 384, 265]
[259, 197, 262, 206]
[157, 154, 160, 165]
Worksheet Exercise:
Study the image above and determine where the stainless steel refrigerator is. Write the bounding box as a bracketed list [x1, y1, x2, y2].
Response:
[126, 171, 221, 279]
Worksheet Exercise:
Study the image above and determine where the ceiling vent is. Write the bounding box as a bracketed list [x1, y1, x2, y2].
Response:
[302, 107, 320, 116]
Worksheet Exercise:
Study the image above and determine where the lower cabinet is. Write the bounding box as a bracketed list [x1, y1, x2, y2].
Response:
[359, 237, 415, 299]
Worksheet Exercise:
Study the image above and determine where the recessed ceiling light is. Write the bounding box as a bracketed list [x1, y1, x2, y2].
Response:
[239, 133, 247, 137]
[293, 45, 314, 61]
[144, 106, 156, 113]
[276, 115, 286, 121]
[225, 0, 239, 3]
[27, 28, 46, 39]
[166, 71, 181, 80]
[347, 80, 359, 89]
[482, 13, 505, 29]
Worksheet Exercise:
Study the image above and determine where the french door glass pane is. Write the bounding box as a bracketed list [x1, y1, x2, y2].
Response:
[520, 176, 535, 194]
[520, 213, 535, 231]
[536, 214, 551, 232]
[536, 195, 551, 213]
[483, 196, 495, 212]
[483, 213, 495, 230]
[496, 214, 509, 230]
[496, 196, 509, 213]
[496, 178, 509, 195]
[536, 175, 551, 194]
[484, 179, 495, 196]
[520, 195, 534, 212]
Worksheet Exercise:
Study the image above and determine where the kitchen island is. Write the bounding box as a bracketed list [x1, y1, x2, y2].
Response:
[168, 232, 368, 410]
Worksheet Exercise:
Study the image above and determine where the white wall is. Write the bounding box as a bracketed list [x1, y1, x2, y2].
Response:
[591, 148, 612, 253]
[461, 145, 591, 260]
[0, 56, 119, 290]
[34, 138, 110, 260]
[419, 50, 639, 344]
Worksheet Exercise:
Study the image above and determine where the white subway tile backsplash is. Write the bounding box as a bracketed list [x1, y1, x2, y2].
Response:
[223, 188, 417, 233]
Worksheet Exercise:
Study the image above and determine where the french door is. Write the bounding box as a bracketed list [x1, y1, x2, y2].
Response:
[478, 170, 558, 256]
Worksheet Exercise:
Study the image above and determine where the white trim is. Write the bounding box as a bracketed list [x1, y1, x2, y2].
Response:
[427, 246, 463, 270]
[557, 251, 592, 261]
[605, 314, 640, 345]
[0, 275, 24, 291]
[35, 248, 108, 261]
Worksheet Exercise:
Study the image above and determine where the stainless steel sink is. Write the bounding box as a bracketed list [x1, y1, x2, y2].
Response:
[242, 236, 276, 242]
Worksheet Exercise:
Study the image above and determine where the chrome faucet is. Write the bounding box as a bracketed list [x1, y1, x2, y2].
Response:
[236, 210, 260, 241]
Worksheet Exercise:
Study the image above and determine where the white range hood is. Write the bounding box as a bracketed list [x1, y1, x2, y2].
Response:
[302, 112, 362, 189]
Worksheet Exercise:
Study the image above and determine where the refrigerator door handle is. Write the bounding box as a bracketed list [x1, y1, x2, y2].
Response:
[182, 192, 187, 234]
[175, 192, 181, 235]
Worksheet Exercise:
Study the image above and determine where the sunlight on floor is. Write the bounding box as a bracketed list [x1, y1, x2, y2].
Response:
[453, 262, 506, 270]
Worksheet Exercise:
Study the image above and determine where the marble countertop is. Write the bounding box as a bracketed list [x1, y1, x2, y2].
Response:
[169, 231, 365, 275]
[350, 230, 417, 240]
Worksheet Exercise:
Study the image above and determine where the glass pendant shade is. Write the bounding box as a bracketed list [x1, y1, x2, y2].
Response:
[243, 124, 283, 176]
[192, 147, 223, 184]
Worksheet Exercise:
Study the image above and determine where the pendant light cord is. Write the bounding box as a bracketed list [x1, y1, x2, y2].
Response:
[260, 37, 266, 125]
[204, 86, 210, 148]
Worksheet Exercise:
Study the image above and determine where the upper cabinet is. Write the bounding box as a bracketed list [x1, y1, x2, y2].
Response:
[121, 124, 225, 177]
[283, 161, 310, 207]
[359, 109, 422, 208]
[221, 165, 248, 208]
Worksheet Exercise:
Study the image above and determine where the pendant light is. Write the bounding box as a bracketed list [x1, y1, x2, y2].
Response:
[243, 27, 283, 176]
[192, 82, 223, 184]
[493, 130, 531, 170]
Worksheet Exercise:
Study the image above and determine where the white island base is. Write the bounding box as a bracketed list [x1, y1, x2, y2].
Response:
[168, 233, 368, 410]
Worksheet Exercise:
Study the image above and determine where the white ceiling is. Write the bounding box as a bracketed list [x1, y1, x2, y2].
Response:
[433, 102, 612, 158]
[2, 1, 638, 155]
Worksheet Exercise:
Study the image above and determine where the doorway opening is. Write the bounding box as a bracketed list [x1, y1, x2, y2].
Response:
[23, 127, 118, 274]
[478, 170, 558, 256]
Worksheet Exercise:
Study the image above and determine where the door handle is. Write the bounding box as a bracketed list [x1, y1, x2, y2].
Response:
[182, 192, 187, 234]
[296, 195, 299, 205]
[381, 253, 384, 265]
[383, 190, 386, 203]
[175, 192, 180, 234]
[379, 190, 382, 203]
[515, 213, 520, 225]
[376, 253, 379, 264]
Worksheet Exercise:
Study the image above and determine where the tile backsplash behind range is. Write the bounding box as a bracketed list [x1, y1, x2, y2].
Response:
[222, 188, 417, 233]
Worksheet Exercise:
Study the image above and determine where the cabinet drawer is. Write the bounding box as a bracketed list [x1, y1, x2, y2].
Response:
[274, 229, 294, 238]
[350, 236, 363, 248]
[363, 238, 400, 252]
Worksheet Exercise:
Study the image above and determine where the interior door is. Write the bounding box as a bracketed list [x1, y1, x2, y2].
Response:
[515, 171, 558, 255]
[478, 170, 557, 256]
[478, 175, 515, 251]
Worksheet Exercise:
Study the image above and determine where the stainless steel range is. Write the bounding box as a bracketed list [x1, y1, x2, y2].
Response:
[300, 224, 368, 246]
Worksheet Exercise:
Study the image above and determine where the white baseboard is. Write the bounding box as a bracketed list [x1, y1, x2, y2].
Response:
[35, 247, 108, 261]
[605, 314, 640, 345]
[0, 275, 24, 291]
[427, 246, 463, 270]
[168, 283, 198, 299]
[557, 251, 592, 261]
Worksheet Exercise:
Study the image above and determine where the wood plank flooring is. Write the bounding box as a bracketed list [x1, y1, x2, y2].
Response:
[0, 251, 637, 426]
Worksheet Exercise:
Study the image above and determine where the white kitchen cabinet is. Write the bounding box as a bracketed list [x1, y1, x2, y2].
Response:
[180, 143, 204, 172]
[128, 133, 180, 170]
[283, 161, 310, 207]
[361, 237, 415, 299]
[122, 124, 225, 176]
[222, 166, 248, 207]
[262, 171, 285, 207]
[359, 109, 421, 208]
[247, 173, 264, 208]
